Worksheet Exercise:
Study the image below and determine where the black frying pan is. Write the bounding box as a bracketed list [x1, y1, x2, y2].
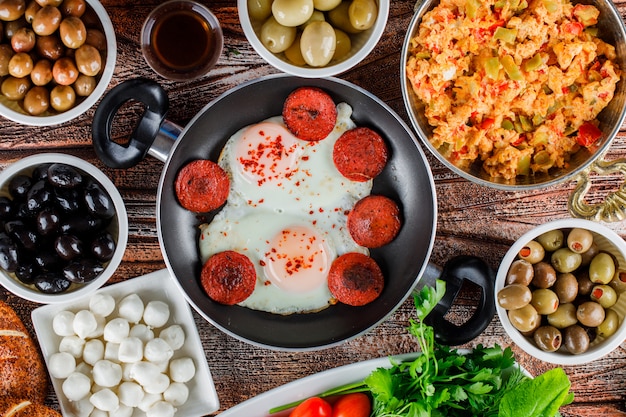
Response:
[92, 74, 495, 350]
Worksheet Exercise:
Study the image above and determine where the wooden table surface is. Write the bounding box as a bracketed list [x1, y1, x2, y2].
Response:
[1, 0, 626, 416]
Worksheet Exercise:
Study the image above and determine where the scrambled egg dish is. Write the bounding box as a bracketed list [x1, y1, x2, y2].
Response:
[406, 0, 621, 179]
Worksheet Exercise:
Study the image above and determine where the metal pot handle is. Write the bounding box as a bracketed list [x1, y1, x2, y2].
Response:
[421, 256, 496, 346]
[569, 156, 626, 222]
[92, 78, 178, 168]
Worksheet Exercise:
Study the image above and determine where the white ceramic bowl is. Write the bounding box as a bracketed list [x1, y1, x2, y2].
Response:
[0, 0, 117, 126]
[0, 153, 127, 304]
[32, 269, 220, 417]
[495, 218, 626, 365]
[238, 0, 388, 78]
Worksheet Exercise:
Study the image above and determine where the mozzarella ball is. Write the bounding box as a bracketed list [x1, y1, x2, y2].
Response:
[118, 294, 145, 323]
[118, 381, 145, 407]
[90, 410, 108, 417]
[53, 310, 76, 336]
[104, 318, 130, 343]
[89, 293, 116, 317]
[143, 372, 170, 394]
[130, 361, 161, 386]
[90, 388, 120, 412]
[110, 404, 134, 417]
[159, 325, 185, 350]
[144, 338, 174, 363]
[83, 339, 105, 366]
[129, 323, 154, 343]
[138, 393, 162, 412]
[143, 301, 170, 328]
[163, 382, 189, 406]
[147, 401, 176, 417]
[75, 361, 93, 376]
[62, 372, 92, 401]
[93, 360, 123, 387]
[73, 309, 98, 339]
[104, 342, 121, 362]
[169, 357, 196, 383]
[121, 362, 134, 382]
[119, 336, 144, 363]
[69, 398, 94, 417]
[87, 314, 106, 339]
[59, 335, 85, 358]
[48, 351, 76, 379]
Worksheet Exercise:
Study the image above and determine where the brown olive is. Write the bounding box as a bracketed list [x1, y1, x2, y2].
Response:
[60, 0, 85, 17]
[536, 229, 564, 252]
[590, 284, 617, 308]
[52, 55, 77, 85]
[580, 241, 599, 266]
[4, 18, 26, 38]
[563, 325, 590, 354]
[30, 58, 52, 85]
[518, 240, 545, 264]
[547, 303, 578, 329]
[576, 301, 606, 327]
[531, 261, 557, 289]
[0, 43, 14, 76]
[530, 288, 559, 315]
[597, 309, 620, 338]
[49, 84, 75, 111]
[10, 26, 35, 52]
[73, 73, 94, 96]
[22, 85, 49, 115]
[577, 270, 594, 295]
[553, 272, 578, 303]
[0, 21, 3, 41]
[35, 0, 63, 6]
[85, 27, 105, 50]
[7, 50, 32, 77]
[508, 304, 540, 333]
[497, 284, 532, 310]
[567, 228, 594, 254]
[58, 15, 85, 48]
[31, 5, 61, 36]
[35, 33, 64, 59]
[1, 76, 30, 100]
[0, 0, 26, 21]
[74, 43, 100, 76]
[24, 0, 41, 23]
[506, 259, 534, 286]
[551, 247, 582, 273]
[533, 325, 562, 352]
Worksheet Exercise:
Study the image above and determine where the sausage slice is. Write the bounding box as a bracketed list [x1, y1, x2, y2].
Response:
[282, 87, 337, 141]
[328, 252, 384, 306]
[333, 127, 388, 181]
[347, 195, 401, 248]
[174, 159, 229, 213]
[200, 250, 256, 305]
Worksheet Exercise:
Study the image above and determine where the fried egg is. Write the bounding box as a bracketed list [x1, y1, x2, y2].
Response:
[199, 102, 372, 314]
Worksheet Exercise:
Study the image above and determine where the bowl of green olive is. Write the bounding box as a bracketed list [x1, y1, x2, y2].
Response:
[495, 218, 626, 365]
[238, 0, 388, 78]
[0, 0, 116, 126]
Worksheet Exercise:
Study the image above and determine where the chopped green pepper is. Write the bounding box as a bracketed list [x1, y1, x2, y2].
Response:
[494, 27, 518, 44]
[523, 54, 543, 72]
[501, 119, 514, 130]
[465, 0, 481, 18]
[501, 55, 523, 81]
[517, 154, 531, 175]
[543, 0, 559, 13]
[485, 57, 501, 80]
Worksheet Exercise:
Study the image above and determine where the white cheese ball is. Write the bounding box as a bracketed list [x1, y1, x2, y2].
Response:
[83, 339, 105, 366]
[159, 325, 185, 350]
[118, 294, 145, 323]
[129, 323, 155, 343]
[90, 410, 108, 417]
[130, 361, 162, 386]
[138, 393, 162, 412]
[73, 309, 98, 339]
[163, 382, 189, 406]
[104, 342, 121, 362]
[104, 318, 130, 343]
[69, 398, 94, 417]
[48, 351, 76, 379]
[143, 301, 170, 328]
[75, 361, 92, 377]
[110, 404, 134, 417]
[62, 372, 92, 401]
[169, 357, 195, 383]
[59, 335, 85, 358]
[90, 388, 120, 412]
[87, 314, 106, 339]
[52, 310, 75, 336]
[118, 381, 145, 407]
[118, 336, 144, 363]
[143, 373, 170, 395]
[144, 338, 174, 363]
[89, 293, 116, 317]
[147, 401, 176, 417]
[93, 360, 123, 387]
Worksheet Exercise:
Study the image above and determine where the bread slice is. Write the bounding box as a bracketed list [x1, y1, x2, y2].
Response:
[0, 399, 61, 417]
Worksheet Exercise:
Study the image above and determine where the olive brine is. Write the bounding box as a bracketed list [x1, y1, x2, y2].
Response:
[498, 227, 623, 355]
[0, 162, 117, 294]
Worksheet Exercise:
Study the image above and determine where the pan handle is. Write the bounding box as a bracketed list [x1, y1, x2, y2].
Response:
[421, 255, 496, 346]
[92, 78, 179, 168]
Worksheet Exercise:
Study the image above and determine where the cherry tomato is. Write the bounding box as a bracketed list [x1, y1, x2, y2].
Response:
[290, 397, 332, 417]
[577, 122, 603, 147]
[331, 393, 371, 417]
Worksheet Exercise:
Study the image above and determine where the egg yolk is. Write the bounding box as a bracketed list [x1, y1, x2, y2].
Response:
[262, 225, 331, 293]
[235, 121, 304, 188]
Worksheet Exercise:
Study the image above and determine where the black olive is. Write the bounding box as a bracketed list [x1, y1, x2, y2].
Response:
[47, 163, 83, 188]
[0, 196, 14, 219]
[15, 261, 37, 284]
[0, 233, 19, 272]
[52, 186, 82, 213]
[36, 206, 61, 236]
[34, 272, 72, 294]
[26, 180, 51, 212]
[8, 174, 32, 200]
[91, 232, 115, 262]
[32, 163, 52, 181]
[63, 258, 104, 283]
[83, 180, 115, 219]
[60, 216, 103, 236]
[5, 220, 38, 251]
[34, 250, 63, 272]
[55, 234, 83, 260]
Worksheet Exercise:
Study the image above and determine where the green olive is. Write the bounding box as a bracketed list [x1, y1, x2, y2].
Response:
[1, 76, 30, 100]
[563, 325, 590, 354]
[553, 272, 578, 303]
[74, 43, 100, 76]
[35, 34, 65, 59]
[31, 5, 61, 36]
[348, 0, 377, 31]
[531, 261, 557, 289]
[260, 16, 296, 53]
[597, 309, 620, 338]
[49, 83, 75, 111]
[284, 33, 306, 65]
[24, 0, 41, 23]
[332, 27, 351, 61]
[589, 252, 616, 284]
[313, 0, 341, 11]
[52, 56, 78, 85]
[60, 0, 85, 17]
[272, 0, 314, 27]
[328, 1, 361, 34]
[567, 228, 594, 254]
[59, 15, 86, 48]
[0, 43, 14, 76]
[73, 73, 95, 96]
[8, 51, 33, 77]
[551, 247, 582, 273]
[531, 288, 559, 315]
[300, 10, 325, 29]
[505, 259, 534, 286]
[518, 240, 545, 264]
[508, 304, 540, 333]
[22, 85, 49, 115]
[590, 284, 617, 308]
[247, 0, 272, 21]
[300, 21, 336, 67]
[547, 303, 578, 329]
[30, 58, 52, 85]
[576, 301, 605, 327]
[536, 229, 564, 252]
[0, 0, 26, 21]
[497, 284, 532, 310]
[533, 325, 562, 352]
[10, 26, 35, 52]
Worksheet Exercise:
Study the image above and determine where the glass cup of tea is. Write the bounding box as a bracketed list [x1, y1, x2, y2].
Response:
[141, 0, 223, 81]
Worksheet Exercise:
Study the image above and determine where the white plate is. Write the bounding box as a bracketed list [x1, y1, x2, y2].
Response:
[32, 269, 220, 417]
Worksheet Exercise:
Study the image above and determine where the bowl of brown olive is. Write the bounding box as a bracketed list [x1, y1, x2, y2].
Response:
[495, 219, 626, 365]
[0, 0, 116, 126]
[238, 0, 388, 77]
[0, 153, 128, 303]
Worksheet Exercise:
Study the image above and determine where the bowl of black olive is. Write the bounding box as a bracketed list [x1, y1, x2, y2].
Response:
[495, 218, 626, 365]
[0, 153, 127, 303]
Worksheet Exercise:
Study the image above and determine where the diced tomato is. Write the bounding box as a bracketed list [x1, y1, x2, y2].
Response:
[479, 118, 495, 130]
[563, 21, 583, 36]
[511, 135, 526, 146]
[577, 122, 603, 147]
